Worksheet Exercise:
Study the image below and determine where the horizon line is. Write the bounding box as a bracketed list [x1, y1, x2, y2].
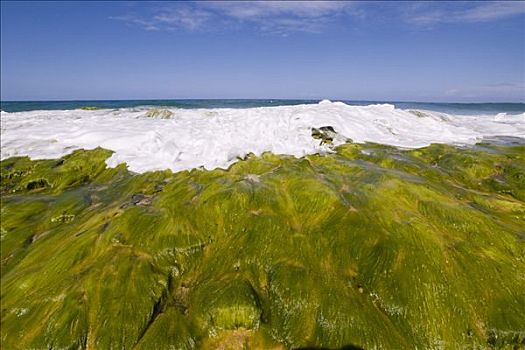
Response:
[2, 98, 524, 104]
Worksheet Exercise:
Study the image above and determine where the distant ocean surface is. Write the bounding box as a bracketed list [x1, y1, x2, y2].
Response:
[2, 99, 525, 115]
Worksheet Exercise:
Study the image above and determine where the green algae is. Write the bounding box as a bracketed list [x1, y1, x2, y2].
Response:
[1, 142, 524, 349]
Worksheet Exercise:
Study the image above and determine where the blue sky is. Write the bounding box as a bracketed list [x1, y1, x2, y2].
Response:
[1, 1, 524, 102]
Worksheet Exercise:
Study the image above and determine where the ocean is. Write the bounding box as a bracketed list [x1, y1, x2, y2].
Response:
[1, 99, 525, 115]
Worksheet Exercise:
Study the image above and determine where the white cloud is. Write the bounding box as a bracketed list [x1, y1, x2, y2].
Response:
[109, 15, 160, 31]
[405, 1, 525, 25]
[209, 1, 352, 34]
[153, 7, 212, 31]
[205, 1, 348, 19]
[460, 2, 525, 22]
[110, 1, 525, 34]
[110, 1, 353, 34]
[110, 5, 214, 32]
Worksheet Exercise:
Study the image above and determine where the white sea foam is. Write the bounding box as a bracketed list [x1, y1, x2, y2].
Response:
[1, 101, 524, 173]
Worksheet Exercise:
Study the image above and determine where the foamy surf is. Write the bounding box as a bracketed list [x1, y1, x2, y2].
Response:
[1, 100, 524, 173]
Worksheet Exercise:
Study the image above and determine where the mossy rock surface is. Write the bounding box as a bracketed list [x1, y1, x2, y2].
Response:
[1, 142, 524, 349]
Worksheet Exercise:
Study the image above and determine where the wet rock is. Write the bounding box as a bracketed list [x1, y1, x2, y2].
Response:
[312, 126, 338, 145]
[120, 193, 154, 208]
[131, 193, 153, 206]
[26, 178, 50, 191]
[131, 193, 145, 204]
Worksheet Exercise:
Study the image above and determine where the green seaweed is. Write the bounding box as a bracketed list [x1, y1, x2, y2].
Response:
[1, 142, 524, 349]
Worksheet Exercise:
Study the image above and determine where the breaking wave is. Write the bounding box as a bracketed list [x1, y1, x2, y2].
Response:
[1, 100, 524, 173]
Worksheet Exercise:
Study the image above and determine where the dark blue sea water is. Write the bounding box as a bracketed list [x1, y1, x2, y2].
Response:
[1, 99, 524, 115]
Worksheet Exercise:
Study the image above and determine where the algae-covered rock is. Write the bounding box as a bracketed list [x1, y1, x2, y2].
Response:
[1, 142, 525, 349]
[144, 108, 174, 119]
